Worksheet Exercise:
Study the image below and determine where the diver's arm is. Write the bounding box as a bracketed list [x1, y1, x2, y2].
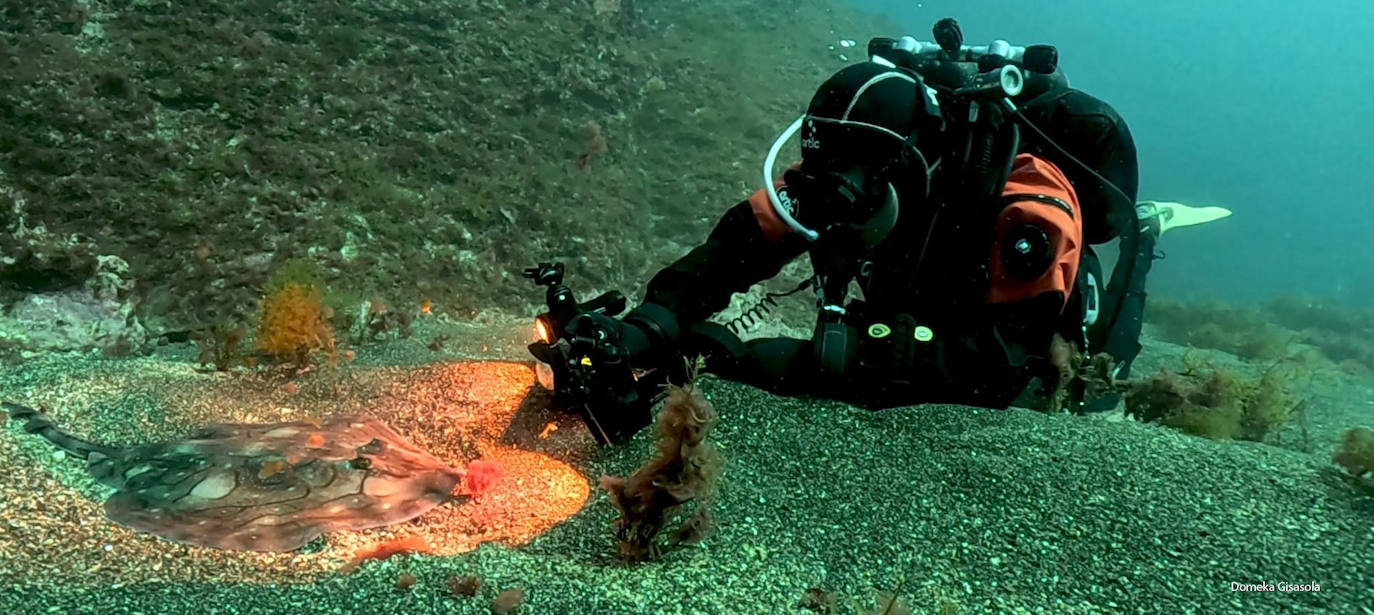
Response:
[948, 148, 1090, 404]
[940, 296, 1068, 405]
[1079, 106, 1139, 241]
[1046, 91, 1148, 369]
[1025, 89, 1139, 243]
[641, 199, 809, 325]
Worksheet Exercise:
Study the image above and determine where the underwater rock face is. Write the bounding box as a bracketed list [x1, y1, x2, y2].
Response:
[0, 225, 147, 356]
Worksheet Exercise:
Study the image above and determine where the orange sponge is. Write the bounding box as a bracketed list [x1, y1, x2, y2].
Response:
[256, 282, 334, 365]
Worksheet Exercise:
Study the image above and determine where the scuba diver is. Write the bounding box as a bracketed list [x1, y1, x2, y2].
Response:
[526, 19, 1230, 445]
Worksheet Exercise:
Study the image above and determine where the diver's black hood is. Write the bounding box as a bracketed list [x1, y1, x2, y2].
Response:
[799, 62, 944, 170]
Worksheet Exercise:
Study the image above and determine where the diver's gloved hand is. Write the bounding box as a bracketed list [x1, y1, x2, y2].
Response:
[563, 312, 653, 365]
[564, 302, 682, 367]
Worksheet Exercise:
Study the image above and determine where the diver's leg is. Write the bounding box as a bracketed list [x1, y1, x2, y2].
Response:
[1098, 220, 1159, 380]
[713, 337, 821, 396]
[1095, 200, 1231, 378]
[1080, 210, 1161, 412]
[713, 334, 923, 407]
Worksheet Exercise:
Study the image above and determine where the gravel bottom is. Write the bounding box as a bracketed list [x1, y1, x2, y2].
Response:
[1, 318, 1371, 614]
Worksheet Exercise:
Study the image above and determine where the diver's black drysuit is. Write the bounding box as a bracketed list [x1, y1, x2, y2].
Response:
[637, 88, 1152, 410]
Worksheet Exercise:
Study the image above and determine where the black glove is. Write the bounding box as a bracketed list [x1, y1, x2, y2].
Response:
[561, 303, 684, 376]
[562, 311, 652, 366]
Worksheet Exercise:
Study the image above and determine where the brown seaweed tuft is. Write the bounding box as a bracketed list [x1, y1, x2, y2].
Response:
[447, 574, 482, 598]
[598, 372, 722, 561]
[194, 322, 244, 371]
[1120, 357, 1303, 443]
[1333, 427, 1374, 478]
[491, 587, 525, 614]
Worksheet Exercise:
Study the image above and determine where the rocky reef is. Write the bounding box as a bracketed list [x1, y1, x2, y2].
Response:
[0, 0, 889, 344]
[1, 187, 146, 356]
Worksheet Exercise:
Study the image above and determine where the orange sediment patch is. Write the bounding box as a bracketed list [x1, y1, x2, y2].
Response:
[339, 535, 432, 574]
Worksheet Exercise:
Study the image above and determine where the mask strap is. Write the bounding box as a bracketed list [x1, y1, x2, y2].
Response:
[763, 116, 820, 241]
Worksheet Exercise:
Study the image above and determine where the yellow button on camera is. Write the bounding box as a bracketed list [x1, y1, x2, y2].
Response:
[867, 323, 891, 338]
[913, 326, 934, 342]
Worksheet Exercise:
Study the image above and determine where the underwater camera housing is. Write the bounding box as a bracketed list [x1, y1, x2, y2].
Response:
[525, 262, 748, 445]
[524, 262, 669, 446]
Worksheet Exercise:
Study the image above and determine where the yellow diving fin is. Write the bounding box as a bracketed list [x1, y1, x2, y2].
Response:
[1137, 200, 1232, 236]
